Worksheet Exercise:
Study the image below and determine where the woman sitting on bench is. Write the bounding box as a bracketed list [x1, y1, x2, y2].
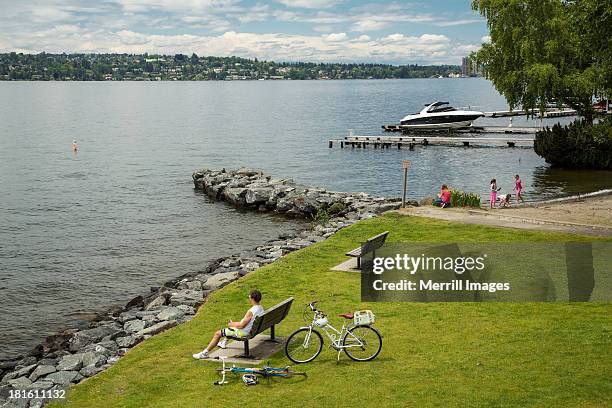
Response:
[193, 289, 264, 360]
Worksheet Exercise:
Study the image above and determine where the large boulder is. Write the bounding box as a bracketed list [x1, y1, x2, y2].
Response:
[45, 371, 79, 386]
[29, 365, 56, 382]
[222, 188, 247, 206]
[124, 319, 146, 333]
[156, 307, 185, 322]
[69, 325, 122, 352]
[56, 354, 84, 372]
[202, 272, 239, 290]
[115, 335, 142, 348]
[245, 187, 274, 205]
[169, 289, 204, 307]
[136, 321, 177, 337]
[8, 377, 32, 389]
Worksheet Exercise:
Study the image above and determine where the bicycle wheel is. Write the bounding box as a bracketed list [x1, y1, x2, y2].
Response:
[342, 325, 382, 362]
[285, 328, 323, 364]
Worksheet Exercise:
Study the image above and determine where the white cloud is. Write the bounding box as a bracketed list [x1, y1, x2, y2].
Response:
[351, 20, 389, 32]
[481, 35, 491, 43]
[434, 19, 482, 27]
[0, 28, 472, 64]
[322, 32, 347, 42]
[275, 0, 343, 9]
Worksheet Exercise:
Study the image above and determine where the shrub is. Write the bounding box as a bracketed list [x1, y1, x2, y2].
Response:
[450, 189, 481, 208]
[311, 207, 330, 228]
[327, 202, 347, 215]
[534, 118, 612, 169]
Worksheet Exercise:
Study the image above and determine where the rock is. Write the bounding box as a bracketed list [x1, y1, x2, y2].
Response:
[220, 258, 241, 268]
[79, 365, 103, 378]
[156, 307, 185, 322]
[2, 371, 20, 383]
[176, 305, 196, 315]
[115, 335, 142, 348]
[36, 358, 57, 366]
[81, 352, 105, 368]
[177, 280, 202, 290]
[245, 187, 274, 205]
[125, 295, 144, 309]
[419, 196, 435, 206]
[0, 360, 18, 371]
[29, 366, 56, 382]
[235, 168, 261, 177]
[267, 249, 284, 259]
[56, 354, 84, 371]
[45, 371, 79, 386]
[144, 293, 169, 310]
[28, 380, 54, 390]
[16, 357, 37, 367]
[202, 272, 239, 290]
[124, 319, 146, 333]
[223, 187, 247, 206]
[8, 377, 32, 389]
[241, 262, 260, 272]
[169, 289, 204, 307]
[15, 364, 36, 378]
[69, 326, 122, 352]
[136, 321, 177, 337]
[118, 310, 139, 323]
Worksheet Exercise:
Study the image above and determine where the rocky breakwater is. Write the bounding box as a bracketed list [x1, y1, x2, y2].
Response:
[0, 168, 412, 408]
[192, 167, 413, 216]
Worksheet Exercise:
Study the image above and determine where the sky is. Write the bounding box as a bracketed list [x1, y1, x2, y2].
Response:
[0, 0, 491, 65]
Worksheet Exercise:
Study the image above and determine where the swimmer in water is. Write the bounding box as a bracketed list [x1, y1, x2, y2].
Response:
[71, 140, 78, 152]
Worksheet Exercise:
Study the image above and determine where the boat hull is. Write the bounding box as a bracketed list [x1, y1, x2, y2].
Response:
[400, 118, 479, 130]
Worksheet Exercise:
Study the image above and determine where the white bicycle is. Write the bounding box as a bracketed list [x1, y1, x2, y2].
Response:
[285, 301, 382, 363]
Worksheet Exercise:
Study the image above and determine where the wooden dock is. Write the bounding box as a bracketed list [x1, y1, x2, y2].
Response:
[382, 125, 540, 134]
[329, 134, 535, 149]
[484, 108, 577, 118]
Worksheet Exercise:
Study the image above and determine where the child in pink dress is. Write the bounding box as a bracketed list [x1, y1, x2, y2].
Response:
[490, 179, 499, 208]
[514, 174, 524, 203]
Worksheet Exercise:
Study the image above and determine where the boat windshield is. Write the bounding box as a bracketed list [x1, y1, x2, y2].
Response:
[427, 102, 456, 113]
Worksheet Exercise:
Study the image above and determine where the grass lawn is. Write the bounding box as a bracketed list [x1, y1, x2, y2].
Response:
[51, 213, 612, 408]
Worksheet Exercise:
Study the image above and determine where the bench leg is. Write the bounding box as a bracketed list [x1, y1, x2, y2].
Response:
[238, 340, 255, 359]
[266, 325, 280, 343]
[357, 257, 361, 269]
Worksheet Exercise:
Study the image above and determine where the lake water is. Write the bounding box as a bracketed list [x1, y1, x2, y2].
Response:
[1, 79, 610, 360]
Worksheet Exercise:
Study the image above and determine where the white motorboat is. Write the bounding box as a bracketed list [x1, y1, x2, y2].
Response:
[400, 102, 484, 129]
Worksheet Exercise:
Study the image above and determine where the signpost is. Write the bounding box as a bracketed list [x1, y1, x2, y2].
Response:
[402, 160, 411, 208]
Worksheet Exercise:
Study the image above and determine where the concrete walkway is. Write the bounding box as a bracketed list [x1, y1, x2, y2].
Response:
[397, 196, 612, 237]
[207, 334, 285, 364]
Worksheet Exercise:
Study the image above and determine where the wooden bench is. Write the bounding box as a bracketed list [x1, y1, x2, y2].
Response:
[345, 231, 389, 269]
[226, 297, 294, 358]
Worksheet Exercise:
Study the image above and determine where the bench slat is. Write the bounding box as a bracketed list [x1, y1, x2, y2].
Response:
[346, 248, 362, 257]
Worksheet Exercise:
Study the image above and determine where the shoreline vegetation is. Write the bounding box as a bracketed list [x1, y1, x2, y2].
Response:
[0, 53, 465, 81]
[0, 168, 406, 407]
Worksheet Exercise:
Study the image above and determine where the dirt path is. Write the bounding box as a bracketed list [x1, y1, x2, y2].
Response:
[397, 194, 612, 237]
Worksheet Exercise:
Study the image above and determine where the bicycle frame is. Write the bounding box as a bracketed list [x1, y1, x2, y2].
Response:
[299, 307, 368, 362]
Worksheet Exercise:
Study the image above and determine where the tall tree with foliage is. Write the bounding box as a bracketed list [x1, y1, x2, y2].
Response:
[471, 0, 612, 122]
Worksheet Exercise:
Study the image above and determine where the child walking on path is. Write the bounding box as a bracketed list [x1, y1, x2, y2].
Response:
[514, 174, 524, 203]
[490, 179, 499, 208]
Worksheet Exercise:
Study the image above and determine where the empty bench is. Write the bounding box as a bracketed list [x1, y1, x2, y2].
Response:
[226, 297, 294, 358]
[345, 231, 389, 269]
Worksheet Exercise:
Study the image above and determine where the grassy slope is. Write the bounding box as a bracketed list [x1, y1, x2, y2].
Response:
[51, 214, 612, 408]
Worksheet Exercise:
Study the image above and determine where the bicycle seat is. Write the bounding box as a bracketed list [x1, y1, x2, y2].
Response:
[338, 313, 354, 319]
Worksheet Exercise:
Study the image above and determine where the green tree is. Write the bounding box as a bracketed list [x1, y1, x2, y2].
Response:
[471, 0, 612, 122]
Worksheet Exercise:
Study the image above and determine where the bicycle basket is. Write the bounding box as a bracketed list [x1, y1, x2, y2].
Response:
[353, 310, 375, 325]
